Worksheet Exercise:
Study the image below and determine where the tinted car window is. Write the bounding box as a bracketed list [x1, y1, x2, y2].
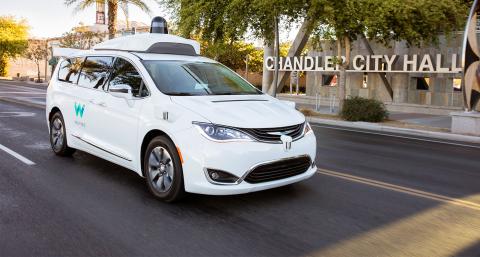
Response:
[109, 58, 148, 97]
[77, 56, 114, 89]
[58, 57, 84, 83]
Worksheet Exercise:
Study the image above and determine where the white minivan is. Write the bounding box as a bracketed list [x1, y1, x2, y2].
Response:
[47, 32, 317, 202]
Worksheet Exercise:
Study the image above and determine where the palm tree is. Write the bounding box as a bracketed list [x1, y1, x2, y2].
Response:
[65, 0, 151, 39]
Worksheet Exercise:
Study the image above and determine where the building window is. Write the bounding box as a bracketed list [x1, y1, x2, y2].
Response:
[416, 77, 430, 90]
[453, 78, 462, 92]
[362, 73, 368, 88]
[322, 75, 337, 87]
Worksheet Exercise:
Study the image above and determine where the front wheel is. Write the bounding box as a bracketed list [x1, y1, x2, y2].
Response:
[144, 136, 185, 202]
[49, 112, 76, 156]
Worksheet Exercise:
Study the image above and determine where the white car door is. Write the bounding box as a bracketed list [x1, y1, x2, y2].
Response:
[55, 57, 87, 141]
[73, 56, 115, 157]
[91, 57, 147, 168]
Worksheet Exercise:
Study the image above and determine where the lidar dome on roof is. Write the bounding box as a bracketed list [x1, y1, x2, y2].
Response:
[93, 33, 200, 55]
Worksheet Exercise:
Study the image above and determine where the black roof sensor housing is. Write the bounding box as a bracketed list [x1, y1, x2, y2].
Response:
[150, 16, 168, 34]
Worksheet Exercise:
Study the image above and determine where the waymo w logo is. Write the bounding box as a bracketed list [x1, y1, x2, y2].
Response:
[74, 103, 85, 118]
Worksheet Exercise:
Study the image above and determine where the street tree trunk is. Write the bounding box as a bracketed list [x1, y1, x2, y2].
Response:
[262, 43, 274, 93]
[337, 36, 351, 113]
[107, 0, 118, 39]
[36, 62, 41, 82]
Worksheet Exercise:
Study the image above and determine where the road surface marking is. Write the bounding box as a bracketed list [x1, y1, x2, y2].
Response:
[0, 83, 47, 92]
[317, 168, 480, 211]
[0, 92, 46, 94]
[0, 144, 35, 165]
[309, 191, 480, 256]
[0, 112, 36, 118]
[312, 124, 480, 149]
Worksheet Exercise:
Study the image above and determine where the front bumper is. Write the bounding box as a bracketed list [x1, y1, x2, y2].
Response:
[174, 127, 317, 195]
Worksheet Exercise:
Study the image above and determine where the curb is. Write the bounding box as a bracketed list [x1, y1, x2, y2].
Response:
[0, 97, 45, 110]
[307, 117, 480, 144]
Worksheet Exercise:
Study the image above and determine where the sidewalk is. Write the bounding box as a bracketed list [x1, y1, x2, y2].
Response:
[283, 96, 452, 130]
[307, 116, 480, 144]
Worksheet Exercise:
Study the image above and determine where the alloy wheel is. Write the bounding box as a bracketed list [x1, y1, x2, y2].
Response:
[51, 118, 64, 152]
[148, 146, 174, 192]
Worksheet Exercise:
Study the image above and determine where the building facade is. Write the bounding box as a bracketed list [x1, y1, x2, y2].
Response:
[302, 33, 478, 114]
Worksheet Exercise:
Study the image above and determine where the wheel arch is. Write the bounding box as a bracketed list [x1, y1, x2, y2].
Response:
[48, 106, 61, 122]
[140, 129, 175, 177]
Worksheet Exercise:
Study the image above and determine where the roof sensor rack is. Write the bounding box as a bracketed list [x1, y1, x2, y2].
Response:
[150, 16, 169, 34]
[146, 42, 197, 56]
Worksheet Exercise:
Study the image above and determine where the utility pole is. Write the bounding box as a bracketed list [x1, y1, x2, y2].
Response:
[272, 14, 280, 97]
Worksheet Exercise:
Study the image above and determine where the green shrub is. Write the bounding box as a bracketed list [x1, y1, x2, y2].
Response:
[340, 97, 388, 122]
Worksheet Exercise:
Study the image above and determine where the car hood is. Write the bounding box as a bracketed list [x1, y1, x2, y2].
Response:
[171, 94, 305, 128]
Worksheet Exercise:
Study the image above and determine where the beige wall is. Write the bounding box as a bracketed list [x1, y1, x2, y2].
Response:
[7, 57, 50, 79]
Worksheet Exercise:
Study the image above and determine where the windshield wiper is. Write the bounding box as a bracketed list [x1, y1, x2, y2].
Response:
[168, 92, 199, 96]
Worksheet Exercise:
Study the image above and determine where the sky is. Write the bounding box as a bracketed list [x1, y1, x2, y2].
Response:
[0, 0, 298, 43]
[0, 0, 168, 38]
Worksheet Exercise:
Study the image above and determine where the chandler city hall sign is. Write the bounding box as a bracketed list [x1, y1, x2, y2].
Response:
[265, 54, 462, 73]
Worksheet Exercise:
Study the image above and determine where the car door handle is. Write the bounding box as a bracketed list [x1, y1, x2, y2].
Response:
[88, 99, 107, 107]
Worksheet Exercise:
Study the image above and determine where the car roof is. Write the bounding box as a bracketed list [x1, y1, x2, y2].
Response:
[135, 53, 216, 62]
[93, 33, 200, 55]
[55, 33, 216, 62]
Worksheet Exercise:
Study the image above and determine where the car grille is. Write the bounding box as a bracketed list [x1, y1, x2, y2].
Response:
[242, 123, 304, 143]
[244, 156, 312, 184]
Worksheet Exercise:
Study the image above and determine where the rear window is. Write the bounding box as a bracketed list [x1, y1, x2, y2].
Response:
[58, 57, 84, 83]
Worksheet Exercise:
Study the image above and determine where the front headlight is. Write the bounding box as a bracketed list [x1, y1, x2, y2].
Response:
[193, 122, 254, 142]
[304, 121, 313, 135]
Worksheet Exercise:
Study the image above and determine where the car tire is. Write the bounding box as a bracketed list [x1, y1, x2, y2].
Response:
[144, 136, 185, 202]
[49, 112, 76, 156]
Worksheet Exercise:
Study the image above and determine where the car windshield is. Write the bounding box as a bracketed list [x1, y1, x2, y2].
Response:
[142, 60, 262, 96]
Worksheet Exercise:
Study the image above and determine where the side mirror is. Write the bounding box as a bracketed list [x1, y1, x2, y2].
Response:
[109, 84, 133, 99]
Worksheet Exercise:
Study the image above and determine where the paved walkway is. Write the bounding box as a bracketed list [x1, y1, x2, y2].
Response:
[294, 102, 452, 129]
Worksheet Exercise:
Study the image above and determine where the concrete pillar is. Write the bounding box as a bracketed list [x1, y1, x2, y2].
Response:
[262, 43, 273, 93]
[391, 41, 409, 103]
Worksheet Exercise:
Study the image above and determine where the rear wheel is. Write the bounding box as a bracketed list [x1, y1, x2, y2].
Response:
[49, 112, 75, 156]
[144, 136, 185, 202]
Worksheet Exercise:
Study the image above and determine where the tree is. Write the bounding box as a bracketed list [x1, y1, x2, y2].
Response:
[309, 0, 469, 110]
[24, 40, 48, 82]
[60, 28, 105, 49]
[0, 16, 28, 76]
[65, 0, 151, 39]
[160, 0, 311, 93]
[200, 40, 263, 72]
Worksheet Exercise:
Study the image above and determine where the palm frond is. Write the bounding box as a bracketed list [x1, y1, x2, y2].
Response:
[125, 0, 152, 14]
[65, 0, 98, 13]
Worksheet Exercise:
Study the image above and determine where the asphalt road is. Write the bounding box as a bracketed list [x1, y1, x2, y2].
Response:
[0, 82, 479, 256]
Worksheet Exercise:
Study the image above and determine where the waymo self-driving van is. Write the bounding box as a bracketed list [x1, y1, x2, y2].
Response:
[47, 18, 317, 202]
